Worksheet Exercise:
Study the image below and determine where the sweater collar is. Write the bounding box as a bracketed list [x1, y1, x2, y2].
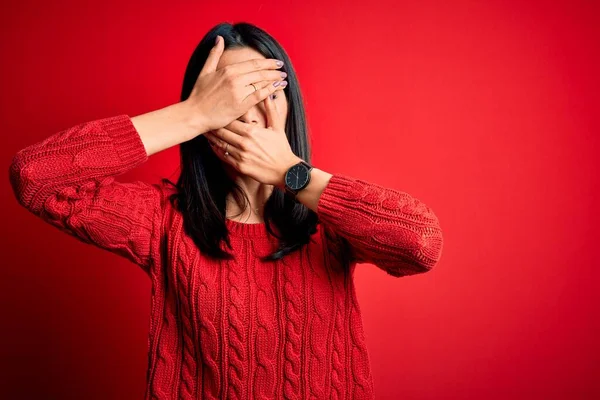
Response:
[225, 218, 271, 238]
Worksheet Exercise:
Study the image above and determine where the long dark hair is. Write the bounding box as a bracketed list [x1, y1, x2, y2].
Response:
[162, 22, 319, 262]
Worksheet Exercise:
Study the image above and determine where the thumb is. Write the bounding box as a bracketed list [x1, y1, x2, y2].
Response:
[199, 35, 224, 77]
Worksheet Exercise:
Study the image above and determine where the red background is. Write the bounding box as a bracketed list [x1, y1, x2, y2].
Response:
[1, 0, 598, 399]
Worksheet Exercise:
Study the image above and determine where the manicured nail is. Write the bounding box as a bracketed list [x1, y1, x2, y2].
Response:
[275, 60, 284, 67]
[280, 80, 288, 87]
[280, 72, 287, 78]
[215, 36, 220, 46]
[273, 81, 281, 87]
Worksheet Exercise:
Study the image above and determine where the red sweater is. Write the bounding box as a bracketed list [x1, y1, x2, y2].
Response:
[9, 115, 443, 399]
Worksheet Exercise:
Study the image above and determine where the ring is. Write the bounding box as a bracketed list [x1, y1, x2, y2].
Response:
[224, 143, 229, 156]
[250, 83, 257, 92]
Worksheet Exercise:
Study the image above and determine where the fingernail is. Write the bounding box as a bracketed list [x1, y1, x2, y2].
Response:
[280, 72, 287, 78]
[275, 60, 284, 67]
[280, 80, 288, 87]
[215, 36, 220, 46]
[273, 80, 281, 87]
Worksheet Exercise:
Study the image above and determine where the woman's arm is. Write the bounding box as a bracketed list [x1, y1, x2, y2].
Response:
[8, 102, 204, 274]
[286, 168, 444, 277]
[131, 101, 207, 156]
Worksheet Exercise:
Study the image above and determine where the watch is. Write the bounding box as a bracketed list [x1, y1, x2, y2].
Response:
[283, 160, 313, 199]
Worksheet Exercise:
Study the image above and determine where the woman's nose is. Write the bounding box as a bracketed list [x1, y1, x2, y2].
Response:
[238, 105, 264, 126]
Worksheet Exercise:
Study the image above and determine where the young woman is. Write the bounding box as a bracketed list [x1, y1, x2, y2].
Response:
[9, 22, 444, 400]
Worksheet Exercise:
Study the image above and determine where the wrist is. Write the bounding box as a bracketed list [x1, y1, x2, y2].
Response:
[178, 99, 210, 140]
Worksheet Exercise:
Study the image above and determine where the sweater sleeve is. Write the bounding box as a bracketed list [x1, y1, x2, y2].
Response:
[8, 114, 166, 275]
[317, 174, 444, 278]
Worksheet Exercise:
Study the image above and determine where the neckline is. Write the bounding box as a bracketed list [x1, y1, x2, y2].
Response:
[225, 218, 269, 238]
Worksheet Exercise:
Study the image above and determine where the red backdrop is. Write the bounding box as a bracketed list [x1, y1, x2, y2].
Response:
[1, 0, 598, 399]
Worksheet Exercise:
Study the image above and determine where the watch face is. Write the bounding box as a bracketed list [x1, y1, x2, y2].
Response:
[285, 163, 310, 190]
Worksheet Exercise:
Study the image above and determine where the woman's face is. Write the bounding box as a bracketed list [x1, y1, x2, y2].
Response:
[216, 46, 289, 129]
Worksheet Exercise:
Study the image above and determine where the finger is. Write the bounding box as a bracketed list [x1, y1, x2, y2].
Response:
[227, 58, 284, 76]
[242, 80, 288, 109]
[242, 79, 286, 98]
[205, 132, 240, 160]
[264, 91, 282, 130]
[210, 128, 244, 150]
[199, 35, 224, 77]
[225, 120, 251, 136]
[238, 69, 287, 86]
[205, 132, 225, 151]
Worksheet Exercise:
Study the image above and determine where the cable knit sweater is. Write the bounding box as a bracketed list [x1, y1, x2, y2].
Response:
[9, 114, 443, 399]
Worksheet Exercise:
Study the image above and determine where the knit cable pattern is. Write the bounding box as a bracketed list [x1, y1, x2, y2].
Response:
[226, 252, 249, 399]
[250, 241, 278, 399]
[281, 251, 304, 399]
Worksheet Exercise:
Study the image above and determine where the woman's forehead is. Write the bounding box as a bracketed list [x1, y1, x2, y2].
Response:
[216, 47, 265, 71]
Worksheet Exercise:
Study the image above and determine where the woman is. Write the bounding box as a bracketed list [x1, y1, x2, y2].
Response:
[9, 22, 444, 400]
